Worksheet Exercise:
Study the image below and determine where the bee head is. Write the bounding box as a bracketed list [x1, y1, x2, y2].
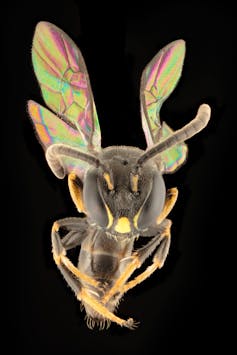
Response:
[83, 147, 166, 235]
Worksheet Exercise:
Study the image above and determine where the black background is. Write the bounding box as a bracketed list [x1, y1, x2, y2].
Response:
[6, 1, 234, 353]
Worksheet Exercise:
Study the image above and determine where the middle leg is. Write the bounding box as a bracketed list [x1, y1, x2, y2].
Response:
[51, 219, 100, 288]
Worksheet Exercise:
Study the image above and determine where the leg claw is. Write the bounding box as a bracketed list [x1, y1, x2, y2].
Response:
[124, 318, 140, 330]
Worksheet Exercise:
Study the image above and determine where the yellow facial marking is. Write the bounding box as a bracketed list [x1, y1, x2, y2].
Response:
[115, 217, 131, 233]
[133, 208, 142, 229]
[103, 172, 114, 190]
[131, 174, 139, 192]
[105, 203, 113, 228]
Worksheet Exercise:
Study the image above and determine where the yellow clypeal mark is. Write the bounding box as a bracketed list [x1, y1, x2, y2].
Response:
[115, 217, 131, 233]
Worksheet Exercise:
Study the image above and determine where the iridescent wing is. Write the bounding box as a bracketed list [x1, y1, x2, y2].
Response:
[140, 39, 187, 173]
[28, 21, 101, 179]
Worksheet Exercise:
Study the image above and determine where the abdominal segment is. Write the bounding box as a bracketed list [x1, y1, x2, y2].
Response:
[79, 251, 123, 329]
[77, 231, 134, 329]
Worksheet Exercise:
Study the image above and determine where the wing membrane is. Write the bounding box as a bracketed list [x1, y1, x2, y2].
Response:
[140, 40, 187, 173]
[28, 22, 101, 178]
[28, 101, 89, 178]
[160, 122, 188, 172]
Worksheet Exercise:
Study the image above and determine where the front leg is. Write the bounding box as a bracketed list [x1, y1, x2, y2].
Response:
[51, 218, 138, 329]
[51, 218, 100, 288]
[102, 219, 171, 304]
[51, 218, 137, 329]
[102, 188, 178, 304]
[120, 222, 171, 295]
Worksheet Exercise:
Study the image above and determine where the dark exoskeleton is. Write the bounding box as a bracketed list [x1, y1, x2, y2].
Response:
[28, 22, 211, 329]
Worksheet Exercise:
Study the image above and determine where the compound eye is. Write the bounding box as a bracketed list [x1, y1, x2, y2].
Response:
[83, 169, 108, 228]
[137, 172, 166, 230]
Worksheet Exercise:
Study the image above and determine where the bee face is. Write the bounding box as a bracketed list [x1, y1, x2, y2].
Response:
[83, 147, 166, 235]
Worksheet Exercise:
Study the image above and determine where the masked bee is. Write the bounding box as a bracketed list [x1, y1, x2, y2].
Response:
[28, 22, 211, 330]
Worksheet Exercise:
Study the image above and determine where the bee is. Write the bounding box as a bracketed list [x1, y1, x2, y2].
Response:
[28, 22, 211, 330]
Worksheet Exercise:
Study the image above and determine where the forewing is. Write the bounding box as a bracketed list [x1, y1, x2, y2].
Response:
[28, 101, 89, 179]
[160, 122, 188, 173]
[32, 21, 101, 149]
[140, 40, 187, 173]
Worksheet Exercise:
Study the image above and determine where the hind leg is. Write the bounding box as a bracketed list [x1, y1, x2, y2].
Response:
[51, 219, 137, 329]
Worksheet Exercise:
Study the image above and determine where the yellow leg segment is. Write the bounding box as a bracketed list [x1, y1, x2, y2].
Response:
[61, 256, 100, 288]
[121, 225, 171, 294]
[157, 187, 178, 224]
[68, 173, 86, 213]
[78, 289, 137, 329]
[102, 220, 171, 304]
[102, 256, 140, 304]
[51, 220, 139, 329]
[52, 221, 99, 288]
[121, 262, 161, 294]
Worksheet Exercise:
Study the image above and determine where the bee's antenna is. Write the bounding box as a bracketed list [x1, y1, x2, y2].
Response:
[137, 104, 211, 167]
[46, 144, 107, 178]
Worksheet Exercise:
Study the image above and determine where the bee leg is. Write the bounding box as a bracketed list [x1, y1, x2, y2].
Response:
[157, 187, 178, 224]
[120, 221, 171, 294]
[52, 221, 100, 287]
[52, 216, 88, 246]
[78, 290, 138, 330]
[68, 173, 86, 213]
[102, 189, 177, 303]
[52, 262, 136, 329]
[52, 221, 138, 329]
[102, 219, 171, 304]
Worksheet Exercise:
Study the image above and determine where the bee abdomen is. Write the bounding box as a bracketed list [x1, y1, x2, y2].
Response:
[91, 253, 118, 276]
[79, 248, 119, 279]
